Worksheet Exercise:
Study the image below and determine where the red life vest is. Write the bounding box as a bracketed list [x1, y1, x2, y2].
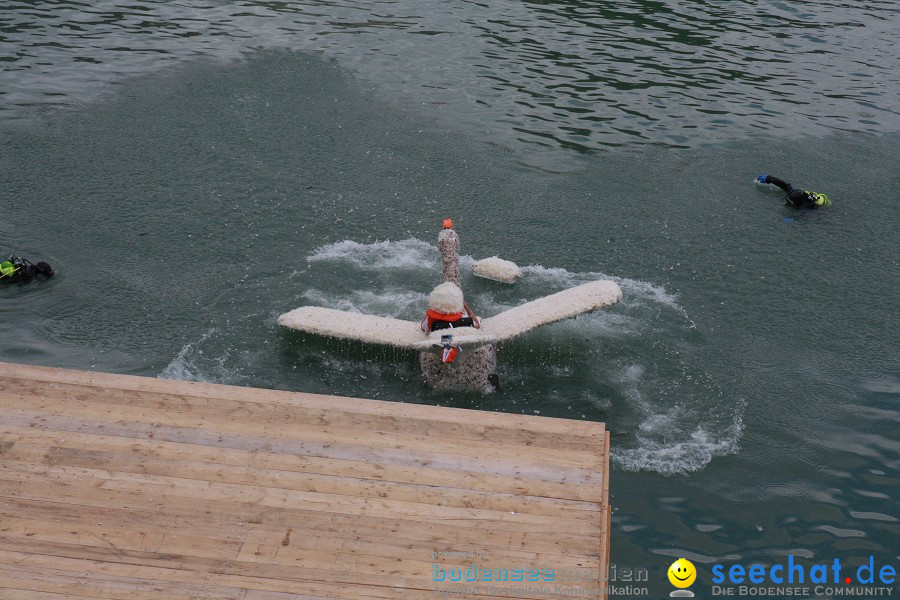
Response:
[423, 309, 464, 332]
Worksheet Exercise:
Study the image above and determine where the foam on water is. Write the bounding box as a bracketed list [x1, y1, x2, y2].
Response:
[159, 328, 244, 385]
[302, 288, 428, 320]
[521, 264, 686, 314]
[297, 237, 743, 474]
[309, 238, 687, 315]
[307, 239, 438, 271]
[153, 238, 744, 475]
[615, 419, 744, 476]
[601, 360, 745, 475]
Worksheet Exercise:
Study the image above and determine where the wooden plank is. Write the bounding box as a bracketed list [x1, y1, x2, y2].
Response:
[0, 376, 601, 452]
[0, 391, 604, 473]
[599, 431, 612, 600]
[1, 406, 600, 487]
[0, 467, 601, 540]
[0, 479, 600, 557]
[0, 551, 428, 600]
[0, 438, 600, 519]
[0, 362, 609, 600]
[0, 362, 602, 437]
[0, 426, 599, 502]
[0, 508, 597, 570]
[0, 552, 567, 600]
[0, 495, 600, 561]
[0, 589, 100, 600]
[0, 378, 606, 461]
[0, 539, 593, 600]
[0, 517, 598, 581]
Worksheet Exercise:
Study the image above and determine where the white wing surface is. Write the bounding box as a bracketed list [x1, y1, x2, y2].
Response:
[278, 307, 499, 349]
[278, 307, 424, 348]
[279, 279, 620, 348]
[480, 280, 622, 342]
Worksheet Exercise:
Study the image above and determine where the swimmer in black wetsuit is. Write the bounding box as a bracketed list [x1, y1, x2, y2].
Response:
[756, 174, 831, 208]
[0, 256, 54, 284]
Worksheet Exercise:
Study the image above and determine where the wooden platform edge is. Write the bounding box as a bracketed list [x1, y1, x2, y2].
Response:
[0, 361, 606, 438]
[0, 360, 612, 600]
[599, 430, 612, 600]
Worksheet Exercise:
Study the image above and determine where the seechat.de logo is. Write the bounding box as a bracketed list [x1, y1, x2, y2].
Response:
[668, 558, 696, 597]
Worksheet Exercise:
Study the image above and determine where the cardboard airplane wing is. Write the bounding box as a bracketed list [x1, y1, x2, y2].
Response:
[480, 280, 622, 342]
[278, 307, 499, 349]
[279, 279, 621, 348]
[278, 307, 424, 348]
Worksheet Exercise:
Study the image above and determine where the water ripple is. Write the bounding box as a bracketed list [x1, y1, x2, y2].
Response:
[2, 0, 899, 149]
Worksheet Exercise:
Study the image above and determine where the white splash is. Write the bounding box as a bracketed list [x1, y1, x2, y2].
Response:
[613, 419, 743, 476]
[521, 264, 684, 313]
[307, 238, 438, 270]
[298, 237, 738, 474]
[159, 328, 241, 384]
[302, 288, 428, 319]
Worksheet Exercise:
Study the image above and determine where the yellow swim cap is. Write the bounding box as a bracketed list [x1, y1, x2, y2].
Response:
[813, 193, 831, 206]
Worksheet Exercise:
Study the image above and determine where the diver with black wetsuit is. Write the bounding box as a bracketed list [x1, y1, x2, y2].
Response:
[0, 256, 54, 284]
[756, 174, 831, 208]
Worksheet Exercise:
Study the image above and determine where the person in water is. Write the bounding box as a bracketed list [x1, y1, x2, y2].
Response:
[421, 281, 481, 333]
[756, 174, 831, 208]
[0, 256, 54, 284]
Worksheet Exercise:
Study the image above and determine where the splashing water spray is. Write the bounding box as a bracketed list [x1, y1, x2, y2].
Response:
[278, 219, 623, 392]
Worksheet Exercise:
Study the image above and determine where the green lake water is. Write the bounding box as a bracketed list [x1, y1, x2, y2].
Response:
[2, 1, 898, 596]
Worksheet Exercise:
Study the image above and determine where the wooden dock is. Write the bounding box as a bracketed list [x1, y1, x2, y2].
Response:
[0, 362, 610, 599]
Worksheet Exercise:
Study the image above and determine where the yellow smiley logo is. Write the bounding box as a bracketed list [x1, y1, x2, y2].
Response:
[668, 558, 696, 588]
